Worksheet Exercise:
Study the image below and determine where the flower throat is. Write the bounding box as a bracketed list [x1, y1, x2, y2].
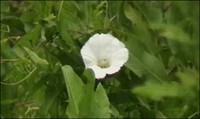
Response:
[98, 59, 110, 68]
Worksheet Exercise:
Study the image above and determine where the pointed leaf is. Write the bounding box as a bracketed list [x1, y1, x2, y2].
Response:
[126, 51, 168, 82]
[61, 65, 84, 118]
[23, 47, 49, 65]
[93, 83, 111, 118]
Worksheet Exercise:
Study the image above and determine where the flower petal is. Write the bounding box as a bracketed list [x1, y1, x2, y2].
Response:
[85, 33, 125, 59]
[103, 66, 121, 75]
[110, 48, 129, 67]
[88, 65, 106, 79]
[81, 43, 97, 68]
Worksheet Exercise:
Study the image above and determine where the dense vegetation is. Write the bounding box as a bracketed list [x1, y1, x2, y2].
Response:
[1, 1, 199, 118]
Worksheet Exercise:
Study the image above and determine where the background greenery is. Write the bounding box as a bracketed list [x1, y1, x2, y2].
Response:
[1, 1, 199, 118]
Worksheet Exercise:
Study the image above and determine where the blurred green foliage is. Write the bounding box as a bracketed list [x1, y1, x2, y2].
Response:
[0, 1, 199, 118]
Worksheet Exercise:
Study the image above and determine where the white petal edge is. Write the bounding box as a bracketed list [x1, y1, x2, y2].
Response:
[110, 48, 129, 67]
[88, 65, 107, 79]
[81, 43, 97, 68]
[85, 33, 127, 60]
[103, 66, 121, 75]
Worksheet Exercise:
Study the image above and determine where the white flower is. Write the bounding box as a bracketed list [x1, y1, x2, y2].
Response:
[81, 33, 129, 79]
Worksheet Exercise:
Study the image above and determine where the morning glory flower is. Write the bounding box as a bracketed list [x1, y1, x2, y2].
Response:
[81, 33, 129, 79]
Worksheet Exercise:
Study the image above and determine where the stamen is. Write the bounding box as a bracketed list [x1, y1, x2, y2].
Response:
[98, 59, 110, 68]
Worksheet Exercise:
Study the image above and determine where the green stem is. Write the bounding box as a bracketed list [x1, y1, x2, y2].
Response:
[57, 0, 64, 21]
[0, 67, 37, 86]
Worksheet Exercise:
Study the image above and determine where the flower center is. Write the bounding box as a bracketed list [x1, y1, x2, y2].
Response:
[98, 59, 110, 68]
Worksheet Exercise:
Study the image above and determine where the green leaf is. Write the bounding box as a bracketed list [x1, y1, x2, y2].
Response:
[176, 68, 199, 89]
[156, 111, 167, 118]
[124, 3, 158, 54]
[93, 83, 111, 118]
[42, 83, 65, 115]
[132, 2, 163, 23]
[79, 70, 111, 118]
[126, 51, 168, 82]
[0, 1, 9, 12]
[30, 1, 54, 21]
[62, 65, 111, 118]
[61, 65, 84, 118]
[1, 99, 18, 106]
[110, 104, 122, 118]
[124, 2, 147, 34]
[137, 97, 151, 110]
[58, 1, 79, 48]
[132, 82, 183, 101]
[82, 69, 95, 89]
[23, 47, 49, 65]
[150, 23, 195, 61]
[25, 76, 47, 99]
[78, 82, 111, 118]
[150, 23, 191, 43]
[1, 16, 25, 36]
[18, 24, 42, 47]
